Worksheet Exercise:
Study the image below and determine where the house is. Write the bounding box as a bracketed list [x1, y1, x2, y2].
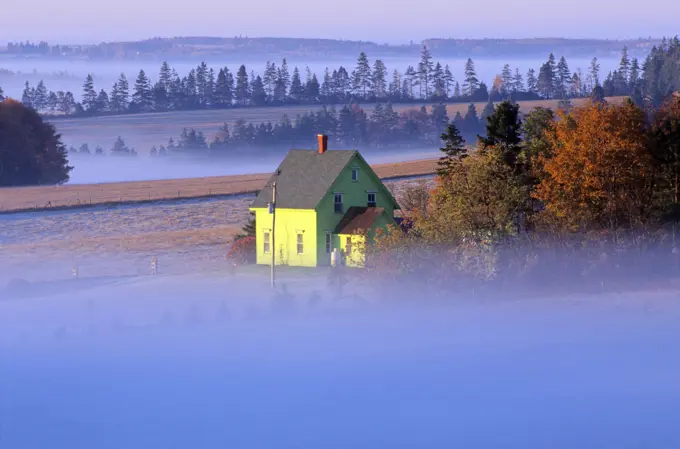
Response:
[249, 135, 401, 268]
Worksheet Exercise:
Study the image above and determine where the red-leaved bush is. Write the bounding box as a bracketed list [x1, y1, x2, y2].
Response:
[226, 236, 256, 265]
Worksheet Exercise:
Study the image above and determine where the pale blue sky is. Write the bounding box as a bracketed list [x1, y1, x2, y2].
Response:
[1, 0, 678, 44]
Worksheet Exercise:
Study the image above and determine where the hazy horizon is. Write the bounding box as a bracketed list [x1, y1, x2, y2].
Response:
[1, 0, 678, 46]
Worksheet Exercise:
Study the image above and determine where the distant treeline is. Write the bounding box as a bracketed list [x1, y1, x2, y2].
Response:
[67, 99, 574, 159]
[7, 40, 673, 121]
[3, 36, 657, 59]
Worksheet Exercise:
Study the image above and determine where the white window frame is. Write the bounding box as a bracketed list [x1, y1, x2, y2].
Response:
[367, 192, 377, 207]
[296, 233, 304, 254]
[351, 167, 359, 182]
[263, 230, 271, 254]
[325, 232, 332, 254]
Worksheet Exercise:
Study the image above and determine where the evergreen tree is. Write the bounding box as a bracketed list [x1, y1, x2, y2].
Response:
[547, 53, 557, 91]
[432, 62, 445, 98]
[589, 57, 601, 90]
[263, 61, 276, 99]
[353, 52, 372, 98]
[235, 65, 250, 106]
[443, 64, 454, 97]
[0, 85, 4, 101]
[206, 68, 215, 107]
[437, 123, 467, 177]
[213, 68, 229, 107]
[196, 62, 208, 106]
[249, 75, 267, 106]
[629, 57, 640, 91]
[21, 81, 34, 108]
[279, 58, 291, 99]
[418, 45, 434, 98]
[478, 100, 523, 173]
[372, 59, 388, 98]
[463, 58, 480, 96]
[109, 73, 129, 113]
[132, 70, 153, 112]
[321, 67, 333, 100]
[537, 63, 554, 98]
[289, 67, 304, 102]
[619, 46, 631, 84]
[501, 64, 513, 95]
[512, 68, 524, 93]
[388, 70, 402, 101]
[33, 80, 48, 111]
[159, 61, 172, 89]
[556, 56, 571, 98]
[526, 68, 538, 94]
[82, 74, 97, 111]
[454, 82, 461, 98]
[306, 74, 320, 102]
[95, 89, 109, 112]
[404, 66, 417, 99]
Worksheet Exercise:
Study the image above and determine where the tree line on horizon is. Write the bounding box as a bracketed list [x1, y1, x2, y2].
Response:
[5, 37, 677, 118]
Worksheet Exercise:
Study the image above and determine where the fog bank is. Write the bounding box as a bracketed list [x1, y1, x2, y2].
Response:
[65, 148, 440, 184]
[2, 268, 680, 449]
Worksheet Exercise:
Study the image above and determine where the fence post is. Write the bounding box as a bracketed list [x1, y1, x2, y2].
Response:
[150, 257, 158, 275]
[72, 264, 79, 279]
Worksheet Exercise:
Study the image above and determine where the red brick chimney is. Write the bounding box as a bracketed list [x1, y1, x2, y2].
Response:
[318, 134, 328, 154]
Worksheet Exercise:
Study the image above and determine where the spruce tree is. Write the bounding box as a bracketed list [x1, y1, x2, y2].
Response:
[437, 123, 467, 177]
[95, 89, 109, 112]
[132, 70, 153, 112]
[372, 59, 388, 98]
[454, 82, 461, 98]
[589, 57, 601, 90]
[33, 80, 48, 111]
[289, 67, 304, 102]
[388, 70, 402, 101]
[478, 100, 523, 172]
[463, 58, 480, 96]
[353, 52, 372, 98]
[537, 63, 554, 98]
[432, 62, 445, 98]
[418, 45, 434, 98]
[279, 58, 291, 98]
[21, 81, 34, 108]
[250, 75, 267, 106]
[619, 46, 630, 85]
[501, 64, 513, 95]
[556, 56, 571, 98]
[443, 64, 454, 97]
[526, 68, 538, 94]
[206, 68, 215, 107]
[159, 61, 172, 89]
[82, 74, 97, 111]
[512, 68, 524, 93]
[629, 57, 640, 91]
[0, 85, 4, 101]
[235, 65, 250, 106]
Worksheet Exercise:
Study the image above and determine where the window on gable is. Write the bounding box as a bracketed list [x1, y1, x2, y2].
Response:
[367, 192, 376, 207]
[297, 233, 304, 254]
[334, 193, 343, 213]
[263, 231, 271, 253]
[325, 232, 332, 254]
[351, 168, 359, 181]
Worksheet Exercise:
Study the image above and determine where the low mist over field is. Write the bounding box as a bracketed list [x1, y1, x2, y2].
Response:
[65, 147, 439, 184]
[2, 266, 680, 449]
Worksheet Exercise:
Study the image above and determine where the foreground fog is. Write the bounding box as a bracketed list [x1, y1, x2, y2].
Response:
[2, 270, 680, 449]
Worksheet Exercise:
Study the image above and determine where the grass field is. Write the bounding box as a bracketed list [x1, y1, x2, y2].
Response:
[0, 158, 438, 212]
[0, 177, 433, 285]
[53, 97, 623, 151]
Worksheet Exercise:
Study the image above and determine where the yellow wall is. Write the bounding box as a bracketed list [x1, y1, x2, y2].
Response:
[252, 207, 317, 267]
[337, 233, 367, 268]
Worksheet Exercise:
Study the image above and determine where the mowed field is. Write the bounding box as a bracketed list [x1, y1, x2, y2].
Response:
[0, 177, 434, 285]
[51, 97, 623, 150]
[0, 158, 438, 212]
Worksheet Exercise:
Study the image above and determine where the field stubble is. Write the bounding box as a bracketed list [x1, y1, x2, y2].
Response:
[0, 178, 434, 285]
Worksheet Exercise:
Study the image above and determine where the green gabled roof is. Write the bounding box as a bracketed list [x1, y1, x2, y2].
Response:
[251, 149, 358, 209]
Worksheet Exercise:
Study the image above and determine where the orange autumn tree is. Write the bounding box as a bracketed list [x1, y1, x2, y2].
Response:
[534, 100, 656, 231]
